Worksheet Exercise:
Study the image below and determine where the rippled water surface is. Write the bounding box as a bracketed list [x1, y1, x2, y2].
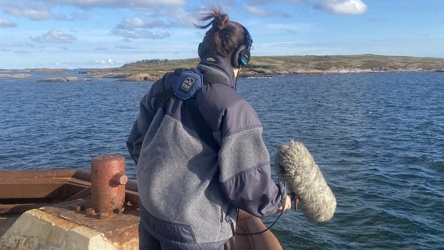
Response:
[1, 72, 443, 249]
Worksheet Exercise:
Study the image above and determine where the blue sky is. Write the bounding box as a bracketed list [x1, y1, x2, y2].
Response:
[1, 0, 443, 69]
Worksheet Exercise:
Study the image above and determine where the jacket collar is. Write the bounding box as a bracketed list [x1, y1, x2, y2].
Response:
[197, 55, 236, 89]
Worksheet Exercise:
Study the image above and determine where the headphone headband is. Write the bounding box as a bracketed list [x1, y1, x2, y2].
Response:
[237, 22, 253, 50]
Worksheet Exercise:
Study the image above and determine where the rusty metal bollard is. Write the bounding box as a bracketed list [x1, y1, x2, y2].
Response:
[89, 154, 128, 218]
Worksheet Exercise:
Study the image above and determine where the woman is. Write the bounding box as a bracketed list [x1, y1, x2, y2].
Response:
[127, 7, 291, 250]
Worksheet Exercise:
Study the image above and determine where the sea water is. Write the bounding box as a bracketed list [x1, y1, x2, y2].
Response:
[1, 72, 443, 249]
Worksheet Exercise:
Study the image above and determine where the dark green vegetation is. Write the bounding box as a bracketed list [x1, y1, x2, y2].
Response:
[88, 54, 444, 81]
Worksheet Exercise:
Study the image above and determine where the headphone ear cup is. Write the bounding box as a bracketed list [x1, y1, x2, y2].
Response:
[232, 45, 248, 68]
[239, 48, 250, 67]
[232, 45, 251, 68]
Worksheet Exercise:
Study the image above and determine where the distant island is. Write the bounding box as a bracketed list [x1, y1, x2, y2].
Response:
[0, 69, 79, 81]
[2, 54, 444, 82]
[84, 54, 444, 81]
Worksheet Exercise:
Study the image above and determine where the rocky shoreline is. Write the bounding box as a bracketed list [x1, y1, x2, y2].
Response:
[2, 55, 444, 82]
[87, 67, 444, 82]
[84, 54, 444, 81]
[1, 67, 442, 82]
[245, 67, 444, 76]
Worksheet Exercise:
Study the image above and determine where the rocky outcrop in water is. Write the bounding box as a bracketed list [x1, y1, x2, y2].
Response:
[0, 74, 31, 79]
[37, 77, 79, 82]
[119, 73, 151, 81]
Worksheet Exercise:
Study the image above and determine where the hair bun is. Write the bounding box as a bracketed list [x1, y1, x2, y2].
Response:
[212, 13, 229, 30]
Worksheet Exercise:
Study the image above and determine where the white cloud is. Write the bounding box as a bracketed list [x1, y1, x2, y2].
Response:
[0, 0, 185, 22]
[111, 16, 176, 40]
[124, 17, 170, 28]
[315, 0, 368, 15]
[265, 23, 313, 32]
[0, 18, 16, 28]
[30, 30, 77, 43]
[245, 5, 269, 17]
[245, 0, 307, 4]
[124, 17, 146, 28]
[0, 2, 66, 21]
[171, 8, 195, 26]
[111, 25, 171, 40]
[94, 58, 118, 65]
[46, 0, 185, 9]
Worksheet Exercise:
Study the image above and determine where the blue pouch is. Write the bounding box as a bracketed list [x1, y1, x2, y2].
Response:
[173, 71, 203, 100]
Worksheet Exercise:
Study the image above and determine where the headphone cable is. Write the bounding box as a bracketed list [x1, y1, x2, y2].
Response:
[234, 209, 284, 236]
[233, 182, 287, 236]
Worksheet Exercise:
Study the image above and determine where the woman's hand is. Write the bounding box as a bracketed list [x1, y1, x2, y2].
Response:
[276, 195, 292, 213]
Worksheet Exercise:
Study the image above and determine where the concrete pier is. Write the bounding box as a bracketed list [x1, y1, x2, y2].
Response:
[0, 198, 139, 250]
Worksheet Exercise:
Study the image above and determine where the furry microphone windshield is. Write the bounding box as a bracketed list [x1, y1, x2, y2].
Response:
[275, 140, 336, 222]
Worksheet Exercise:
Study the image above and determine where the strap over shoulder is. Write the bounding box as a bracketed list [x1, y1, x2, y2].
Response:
[152, 68, 220, 151]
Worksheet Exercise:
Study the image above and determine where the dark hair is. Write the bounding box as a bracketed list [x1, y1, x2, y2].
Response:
[195, 7, 246, 61]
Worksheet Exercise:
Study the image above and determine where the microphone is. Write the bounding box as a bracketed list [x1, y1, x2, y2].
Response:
[275, 140, 336, 222]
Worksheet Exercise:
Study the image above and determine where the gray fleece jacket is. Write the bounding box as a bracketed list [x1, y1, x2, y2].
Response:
[127, 55, 286, 247]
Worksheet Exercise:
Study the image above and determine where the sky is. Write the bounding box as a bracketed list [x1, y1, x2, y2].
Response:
[1, 0, 443, 69]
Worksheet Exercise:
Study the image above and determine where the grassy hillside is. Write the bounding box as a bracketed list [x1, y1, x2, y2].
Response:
[88, 54, 444, 81]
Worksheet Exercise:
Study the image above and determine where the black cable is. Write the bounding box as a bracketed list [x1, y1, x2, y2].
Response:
[234, 181, 288, 236]
[234, 209, 284, 236]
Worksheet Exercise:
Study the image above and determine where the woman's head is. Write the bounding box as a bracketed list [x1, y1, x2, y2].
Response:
[195, 7, 253, 68]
